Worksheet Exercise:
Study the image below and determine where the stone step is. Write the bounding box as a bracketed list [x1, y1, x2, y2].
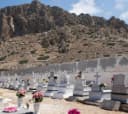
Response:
[77, 99, 101, 107]
[73, 90, 89, 96]
[89, 91, 111, 101]
[44, 91, 58, 97]
[120, 104, 128, 112]
[100, 100, 121, 111]
[111, 94, 128, 104]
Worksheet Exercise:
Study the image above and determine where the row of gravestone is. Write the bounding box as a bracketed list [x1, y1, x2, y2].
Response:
[0, 75, 46, 91]
[43, 72, 112, 100]
[0, 72, 112, 101]
[1, 72, 128, 105]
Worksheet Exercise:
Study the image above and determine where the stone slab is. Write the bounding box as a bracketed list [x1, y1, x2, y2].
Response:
[57, 87, 74, 93]
[111, 94, 128, 104]
[44, 91, 58, 97]
[89, 91, 111, 101]
[101, 93, 111, 101]
[120, 104, 128, 112]
[91, 84, 101, 92]
[76, 96, 89, 101]
[112, 85, 128, 94]
[74, 87, 91, 91]
[74, 90, 89, 96]
[47, 86, 58, 91]
[100, 100, 121, 111]
[52, 92, 73, 99]
[65, 96, 77, 102]
[89, 91, 102, 100]
[77, 99, 101, 107]
[113, 74, 128, 87]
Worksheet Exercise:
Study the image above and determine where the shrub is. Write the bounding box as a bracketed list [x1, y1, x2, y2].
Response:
[19, 59, 28, 64]
[30, 50, 36, 54]
[37, 55, 49, 60]
[0, 56, 6, 61]
[10, 51, 16, 55]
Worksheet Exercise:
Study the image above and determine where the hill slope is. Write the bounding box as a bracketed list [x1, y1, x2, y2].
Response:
[0, 0, 128, 70]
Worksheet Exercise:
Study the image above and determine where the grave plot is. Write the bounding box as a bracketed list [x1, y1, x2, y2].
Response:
[89, 73, 111, 102]
[111, 74, 128, 112]
[52, 71, 74, 99]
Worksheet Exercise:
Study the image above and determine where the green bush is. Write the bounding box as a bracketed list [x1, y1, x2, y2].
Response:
[19, 59, 28, 64]
[37, 55, 49, 60]
[10, 51, 16, 55]
[30, 50, 36, 54]
[0, 56, 6, 61]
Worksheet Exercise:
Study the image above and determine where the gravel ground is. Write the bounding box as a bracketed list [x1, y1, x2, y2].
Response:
[0, 88, 127, 114]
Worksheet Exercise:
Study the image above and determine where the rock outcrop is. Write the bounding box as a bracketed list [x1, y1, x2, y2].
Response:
[0, 0, 128, 41]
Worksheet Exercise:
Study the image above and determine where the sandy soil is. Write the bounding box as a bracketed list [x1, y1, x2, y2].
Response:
[0, 88, 127, 114]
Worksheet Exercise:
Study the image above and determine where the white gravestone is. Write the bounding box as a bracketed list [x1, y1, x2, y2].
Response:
[52, 72, 74, 99]
[44, 72, 58, 97]
[89, 73, 111, 101]
[74, 78, 91, 96]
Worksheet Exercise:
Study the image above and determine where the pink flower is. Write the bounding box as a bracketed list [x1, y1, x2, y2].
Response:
[32, 91, 43, 103]
[68, 109, 80, 114]
[3, 107, 17, 113]
[16, 89, 26, 97]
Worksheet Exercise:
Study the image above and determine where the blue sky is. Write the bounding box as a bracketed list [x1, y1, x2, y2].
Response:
[0, 0, 128, 23]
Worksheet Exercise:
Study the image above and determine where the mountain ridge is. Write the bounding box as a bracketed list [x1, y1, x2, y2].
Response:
[0, 0, 128, 40]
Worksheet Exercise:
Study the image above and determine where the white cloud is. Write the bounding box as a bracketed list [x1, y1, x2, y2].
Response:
[120, 11, 128, 23]
[115, 0, 128, 10]
[70, 0, 102, 15]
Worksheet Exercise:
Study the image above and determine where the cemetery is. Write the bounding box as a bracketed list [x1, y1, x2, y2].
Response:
[0, 56, 128, 113]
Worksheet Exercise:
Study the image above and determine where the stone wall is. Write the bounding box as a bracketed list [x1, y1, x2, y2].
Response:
[1, 55, 128, 86]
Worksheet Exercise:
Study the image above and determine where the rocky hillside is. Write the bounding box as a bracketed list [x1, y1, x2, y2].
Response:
[0, 0, 128, 70]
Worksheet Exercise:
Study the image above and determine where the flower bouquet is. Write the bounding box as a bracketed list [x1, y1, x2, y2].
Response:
[16, 89, 26, 98]
[68, 108, 80, 114]
[33, 91, 43, 114]
[32, 91, 43, 103]
[16, 89, 26, 107]
[3, 107, 17, 113]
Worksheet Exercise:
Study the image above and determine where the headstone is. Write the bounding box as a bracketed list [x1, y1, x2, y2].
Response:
[44, 72, 58, 97]
[73, 78, 91, 96]
[52, 72, 74, 99]
[89, 73, 111, 101]
[111, 74, 128, 104]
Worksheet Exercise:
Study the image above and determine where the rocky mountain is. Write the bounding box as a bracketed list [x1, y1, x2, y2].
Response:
[0, 0, 128, 70]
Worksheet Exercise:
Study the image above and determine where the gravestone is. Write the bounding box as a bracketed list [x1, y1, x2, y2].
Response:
[89, 73, 111, 101]
[44, 72, 58, 97]
[112, 74, 128, 104]
[73, 72, 91, 96]
[52, 72, 74, 99]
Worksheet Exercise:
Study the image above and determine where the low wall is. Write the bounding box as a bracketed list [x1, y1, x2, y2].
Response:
[0, 55, 128, 85]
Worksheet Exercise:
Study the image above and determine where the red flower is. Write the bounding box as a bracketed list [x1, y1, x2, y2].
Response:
[16, 89, 26, 98]
[68, 109, 80, 114]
